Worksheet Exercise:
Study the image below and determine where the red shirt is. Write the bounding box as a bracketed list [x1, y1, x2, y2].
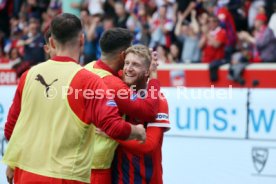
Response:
[93, 60, 160, 122]
[4, 56, 133, 183]
[202, 27, 227, 63]
[112, 95, 170, 184]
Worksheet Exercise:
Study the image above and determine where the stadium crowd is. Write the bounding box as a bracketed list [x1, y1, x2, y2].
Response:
[0, 0, 276, 82]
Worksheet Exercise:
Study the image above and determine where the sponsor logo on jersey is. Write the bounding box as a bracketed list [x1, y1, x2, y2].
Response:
[156, 113, 169, 121]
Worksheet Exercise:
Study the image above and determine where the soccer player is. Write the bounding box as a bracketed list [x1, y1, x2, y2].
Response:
[3, 13, 146, 184]
[85, 28, 160, 184]
[5, 26, 58, 184]
[111, 44, 170, 184]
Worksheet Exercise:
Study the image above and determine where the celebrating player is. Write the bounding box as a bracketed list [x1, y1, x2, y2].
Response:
[85, 28, 160, 184]
[3, 13, 146, 184]
[111, 44, 170, 184]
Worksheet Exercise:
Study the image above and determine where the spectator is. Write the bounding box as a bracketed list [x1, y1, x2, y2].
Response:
[216, 0, 237, 62]
[227, 0, 248, 31]
[81, 10, 98, 64]
[16, 18, 45, 66]
[24, 0, 50, 21]
[228, 42, 251, 85]
[248, 0, 265, 29]
[156, 44, 170, 64]
[168, 42, 181, 63]
[126, 3, 151, 45]
[3, 16, 23, 57]
[156, 0, 177, 21]
[149, 5, 174, 48]
[175, 10, 201, 63]
[18, 12, 28, 35]
[41, 3, 60, 33]
[199, 15, 227, 81]
[198, 11, 209, 36]
[239, 13, 276, 63]
[9, 47, 22, 65]
[114, 1, 129, 28]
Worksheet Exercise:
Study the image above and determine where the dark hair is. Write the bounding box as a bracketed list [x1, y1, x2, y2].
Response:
[50, 13, 82, 44]
[100, 28, 133, 53]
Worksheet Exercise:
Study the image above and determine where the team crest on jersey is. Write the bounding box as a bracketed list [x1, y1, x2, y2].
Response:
[106, 100, 117, 107]
[130, 93, 138, 101]
[156, 113, 169, 121]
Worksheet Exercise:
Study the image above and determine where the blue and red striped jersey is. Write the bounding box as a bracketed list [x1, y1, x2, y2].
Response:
[112, 95, 170, 184]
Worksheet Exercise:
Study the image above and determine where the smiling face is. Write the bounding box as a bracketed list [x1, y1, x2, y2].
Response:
[123, 52, 150, 89]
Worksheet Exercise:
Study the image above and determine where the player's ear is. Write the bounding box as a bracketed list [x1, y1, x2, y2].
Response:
[44, 44, 49, 54]
[145, 68, 150, 78]
[49, 37, 56, 49]
[120, 51, 126, 61]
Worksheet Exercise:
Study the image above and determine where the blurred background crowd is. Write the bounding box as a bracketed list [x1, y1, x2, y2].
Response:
[0, 0, 276, 82]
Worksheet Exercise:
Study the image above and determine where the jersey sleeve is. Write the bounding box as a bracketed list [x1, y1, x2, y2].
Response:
[83, 73, 132, 140]
[116, 95, 171, 154]
[104, 76, 160, 122]
[117, 127, 164, 154]
[147, 95, 170, 131]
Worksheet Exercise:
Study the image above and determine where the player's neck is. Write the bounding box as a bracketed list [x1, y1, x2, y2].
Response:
[101, 55, 122, 72]
[135, 80, 147, 91]
[56, 48, 80, 63]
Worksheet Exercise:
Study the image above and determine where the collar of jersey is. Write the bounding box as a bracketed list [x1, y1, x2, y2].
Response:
[51, 56, 77, 63]
[95, 59, 119, 77]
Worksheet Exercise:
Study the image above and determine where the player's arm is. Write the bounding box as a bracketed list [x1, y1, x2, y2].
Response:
[116, 96, 170, 154]
[84, 76, 145, 141]
[107, 76, 160, 122]
[117, 127, 165, 154]
[4, 71, 28, 140]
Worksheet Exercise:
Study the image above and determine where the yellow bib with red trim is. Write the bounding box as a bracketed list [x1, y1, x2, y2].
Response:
[85, 61, 120, 169]
[3, 60, 95, 183]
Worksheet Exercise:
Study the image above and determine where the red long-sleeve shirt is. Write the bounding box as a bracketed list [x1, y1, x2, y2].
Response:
[112, 94, 170, 184]
[93, 60, 160, 122]
[5, 56, 131, 140]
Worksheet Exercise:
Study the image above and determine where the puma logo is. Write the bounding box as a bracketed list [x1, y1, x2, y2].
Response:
[35, 74, 58, 98]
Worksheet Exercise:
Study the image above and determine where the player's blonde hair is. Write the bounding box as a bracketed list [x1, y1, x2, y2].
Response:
[125, 44, 151, 68]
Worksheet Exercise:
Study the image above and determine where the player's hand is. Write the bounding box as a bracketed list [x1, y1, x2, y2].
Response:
[149, 49, 159, 79]
[129, 124, 146, 141]
[6, 166, 14, 184]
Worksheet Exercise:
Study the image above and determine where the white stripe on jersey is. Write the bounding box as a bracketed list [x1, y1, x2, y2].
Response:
[147, 123, 171, 131]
